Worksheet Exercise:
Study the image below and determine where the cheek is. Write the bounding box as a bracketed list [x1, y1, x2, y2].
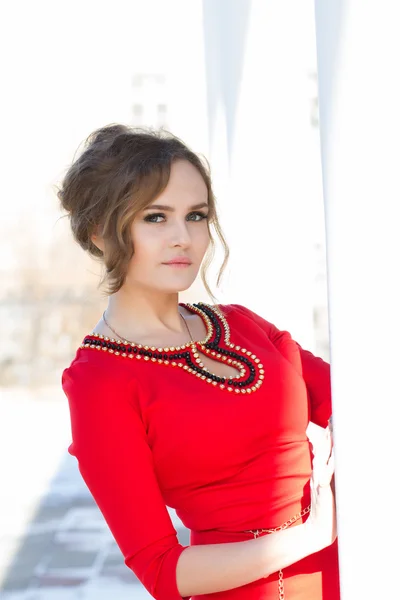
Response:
[130, 225, 160, 254]
[194, 225, 211, 251]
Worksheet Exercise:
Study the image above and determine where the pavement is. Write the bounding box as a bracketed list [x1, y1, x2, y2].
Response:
[0, 387, 189, 600]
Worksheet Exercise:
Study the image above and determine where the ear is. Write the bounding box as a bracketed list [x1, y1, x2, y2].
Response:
[91, 225, 105, 252]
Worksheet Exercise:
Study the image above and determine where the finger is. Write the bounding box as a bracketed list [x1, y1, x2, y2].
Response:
[318, 450, 335, 487]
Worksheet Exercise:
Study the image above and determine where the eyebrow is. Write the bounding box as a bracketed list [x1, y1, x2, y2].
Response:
[144, 202, 209, 211]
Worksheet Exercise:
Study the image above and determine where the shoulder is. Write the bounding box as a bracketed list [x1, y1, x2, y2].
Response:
[61, 346, 141, 404]
[213, 303, 274, 328]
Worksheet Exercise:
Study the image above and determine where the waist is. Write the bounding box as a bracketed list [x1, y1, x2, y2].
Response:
[191, 504, 311, 546]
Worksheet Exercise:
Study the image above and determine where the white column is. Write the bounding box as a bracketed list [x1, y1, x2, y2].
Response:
[314, 2, 400, 597]
[202, 0, 322, 349]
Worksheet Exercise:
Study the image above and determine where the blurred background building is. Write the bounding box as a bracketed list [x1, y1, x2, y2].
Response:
[0, 1, 330, 598]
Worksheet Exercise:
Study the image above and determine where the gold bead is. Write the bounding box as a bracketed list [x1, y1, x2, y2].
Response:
[171, 362, 177, 366]
[258, 363, 263, 368]
[144, 346, 149, 350]
[227, 387, 233, 392]
[129, 355, 134, 359]
[259, 369, 264, 374]
[144, 356, 150, 361]
[151, 358, 156, 362]
[255, 358, 260, 363]
[151, 346, 156, 351]
[158, 347, 163, 352]
[235, 389, 240, 394]
[164, 360, 169, 365]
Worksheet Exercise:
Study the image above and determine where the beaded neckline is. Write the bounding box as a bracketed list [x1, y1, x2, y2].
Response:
[81, 302, 265, 394]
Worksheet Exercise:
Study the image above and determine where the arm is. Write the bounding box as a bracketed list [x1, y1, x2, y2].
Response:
[176, 522, 319, 596]
[62, 361, 188, 600]
[62, 358, 326, 599]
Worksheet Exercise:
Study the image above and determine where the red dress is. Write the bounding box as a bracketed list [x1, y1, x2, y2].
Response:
[61, 303, 340, 600]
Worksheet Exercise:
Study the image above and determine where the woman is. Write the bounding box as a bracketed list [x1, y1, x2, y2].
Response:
[60, 124, 339, 600]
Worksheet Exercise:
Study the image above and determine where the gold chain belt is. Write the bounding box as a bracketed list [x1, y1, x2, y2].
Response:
[244, 504, 311, 600]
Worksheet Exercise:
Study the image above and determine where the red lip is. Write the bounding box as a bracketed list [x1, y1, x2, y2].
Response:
[163, 257, 192, 265]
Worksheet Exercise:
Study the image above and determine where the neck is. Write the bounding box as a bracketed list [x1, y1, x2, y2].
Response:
[104, 286, 186, 341]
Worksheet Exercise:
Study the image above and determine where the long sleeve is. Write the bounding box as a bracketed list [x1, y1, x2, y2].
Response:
[230, 304, 332, 428]
[61, 359, 189, 600]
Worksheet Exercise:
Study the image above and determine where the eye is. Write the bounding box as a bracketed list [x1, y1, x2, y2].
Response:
[186, 211, 209, 222]
[144, 213, 165, 223]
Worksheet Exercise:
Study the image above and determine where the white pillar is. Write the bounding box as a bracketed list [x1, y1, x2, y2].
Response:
[202, 0, 322, 349]
[314, 2, 400, 597]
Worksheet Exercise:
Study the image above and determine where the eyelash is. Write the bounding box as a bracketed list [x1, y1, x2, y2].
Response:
[144, 211, 209, 224]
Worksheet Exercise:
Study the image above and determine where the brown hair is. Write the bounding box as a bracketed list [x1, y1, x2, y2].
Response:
[57, 123, 229, 302]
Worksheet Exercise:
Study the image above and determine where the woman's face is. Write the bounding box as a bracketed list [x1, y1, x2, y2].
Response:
[126, 159, 211, 293]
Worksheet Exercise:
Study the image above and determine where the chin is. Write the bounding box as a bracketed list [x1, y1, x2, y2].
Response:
[159, 278, 197, 294]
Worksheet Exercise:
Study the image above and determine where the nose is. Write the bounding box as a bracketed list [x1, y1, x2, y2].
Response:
[169, 219, 191, 248]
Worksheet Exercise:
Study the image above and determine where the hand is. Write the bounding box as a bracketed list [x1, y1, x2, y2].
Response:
[305, 427, 337, 552]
